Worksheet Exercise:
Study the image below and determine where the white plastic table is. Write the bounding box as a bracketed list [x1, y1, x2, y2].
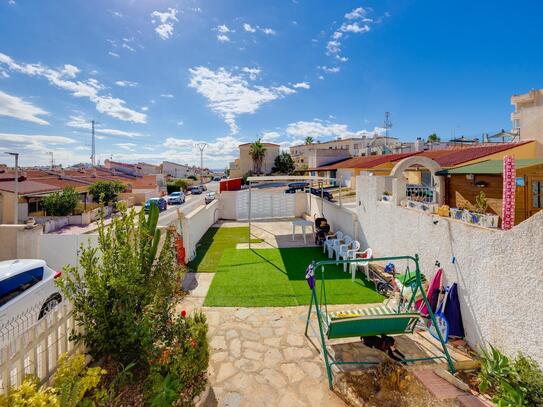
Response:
[291, 219, 314, 244]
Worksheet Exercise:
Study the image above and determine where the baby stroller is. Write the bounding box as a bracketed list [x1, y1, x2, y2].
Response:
[314, 217, 330, 246]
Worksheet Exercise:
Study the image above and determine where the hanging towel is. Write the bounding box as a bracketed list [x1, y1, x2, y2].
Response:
[443, 283, 464, 338]
[416, 268, 443, 316]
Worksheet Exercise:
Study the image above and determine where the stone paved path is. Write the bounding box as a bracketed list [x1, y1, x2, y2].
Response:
[203, 306, 345, 407]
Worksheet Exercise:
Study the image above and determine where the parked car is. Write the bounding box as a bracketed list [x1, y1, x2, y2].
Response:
[287, 181, 309, 191]
[167, 191, 186, 205]
[200, 184, 207, 191]
[309, 187, 333, 201]
[204, 192, 216, 204]
[0, 259, 62, 343]
[144, 197, 167, 212]
[190, 186, 203, 195]
[212, 176, 221, 181]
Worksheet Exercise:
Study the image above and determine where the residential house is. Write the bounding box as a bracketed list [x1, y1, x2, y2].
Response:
[162, 161, 194, 179]
[229, 142, 280, 178]
[290, 136, 405, 170]
[311, 141, 538, 188]
[511, 88, 543, 155]
[438, 159, 543, 225]
[137, 162, 161, 175]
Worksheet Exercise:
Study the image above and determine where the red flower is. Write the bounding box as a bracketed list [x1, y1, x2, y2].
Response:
[181, 310, 187, 318]
[190, 338, 197, 348]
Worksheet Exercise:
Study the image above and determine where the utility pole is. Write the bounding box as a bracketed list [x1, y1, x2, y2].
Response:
[196, 143, 207, 186]
[47, 151, 54, 170]
[91, 120, 96, 167]
[5, 152, 19, 224]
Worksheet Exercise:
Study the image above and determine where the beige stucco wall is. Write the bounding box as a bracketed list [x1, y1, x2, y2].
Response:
[0, 224, 42, 261]
[356, 173, 543, 367]
[238, 144, 280, 175]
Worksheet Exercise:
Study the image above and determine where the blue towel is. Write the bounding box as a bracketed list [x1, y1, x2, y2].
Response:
[444, 283, 464, 338]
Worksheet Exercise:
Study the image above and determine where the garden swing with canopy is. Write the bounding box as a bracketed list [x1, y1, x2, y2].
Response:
[304, 254, 456, 389]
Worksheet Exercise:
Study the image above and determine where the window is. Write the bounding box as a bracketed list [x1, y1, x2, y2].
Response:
[0, 267, 44, 306]
[532, 180, 543, 209]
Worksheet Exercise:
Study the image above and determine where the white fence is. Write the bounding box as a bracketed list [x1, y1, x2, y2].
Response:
[235, 190, 296, 220]
[0, 303, 82, 394]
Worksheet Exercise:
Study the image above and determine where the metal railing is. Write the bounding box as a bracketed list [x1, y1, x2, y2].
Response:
[406, 184, 436, 204]
[0, 303, 83, 394]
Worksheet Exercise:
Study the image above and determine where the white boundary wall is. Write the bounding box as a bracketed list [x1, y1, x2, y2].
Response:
[181, 200, 219, 263]
[39, 234, 99, 271]
[356, 174, 543, 366]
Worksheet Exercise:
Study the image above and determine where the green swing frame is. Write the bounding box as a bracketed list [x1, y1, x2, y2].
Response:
[304, 254, 456, 389]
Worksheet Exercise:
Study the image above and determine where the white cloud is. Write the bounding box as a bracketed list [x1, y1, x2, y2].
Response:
[217, 34, 230, 42]
[115, 142, 137, 151]
[0, 52, 146, 123]
[340, 22, 370, 33]
[188, 66, 297, 133]
[261, 131, 281, 142]
[243, 23, 256, 33]
[0, 133, 76, 155]
[66, 115, 146, 138]
[261, 27, 276, 35]
[141, 106, 149, 111]
[217, 24, 231, 33]
[0, 90, 49, 125]
[286, 120, 385, 140]
[160, 93, 174, 98]
[292, 82, 310, 89]
[122, 43, 135, 52]
[115, 80, 138, 87]
[151, 8, 178, 40]
[108, 51, 120, 58]
[325, 6, 374, 60]
[320, 65, 340, 73]
[176, 120, 184, 126]
[345, 7, 367, 20]
[164, 135, 243, 159]
[241, 67, 261, 80]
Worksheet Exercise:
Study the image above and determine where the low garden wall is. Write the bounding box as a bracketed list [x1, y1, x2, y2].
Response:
[355, 174, 543, 367]
[181, 200, 219, 263]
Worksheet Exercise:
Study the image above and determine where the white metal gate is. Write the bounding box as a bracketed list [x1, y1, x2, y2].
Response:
[236, 190, 295, 220]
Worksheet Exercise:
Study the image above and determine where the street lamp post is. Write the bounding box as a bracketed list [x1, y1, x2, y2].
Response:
[5, 152, 19, 224]
[196, 143, 207, 186]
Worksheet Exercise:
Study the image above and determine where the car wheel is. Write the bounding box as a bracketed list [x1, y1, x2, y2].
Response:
[38, 293, 62, 319]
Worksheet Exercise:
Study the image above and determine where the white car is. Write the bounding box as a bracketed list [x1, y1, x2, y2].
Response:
[0, 259, 63, 345]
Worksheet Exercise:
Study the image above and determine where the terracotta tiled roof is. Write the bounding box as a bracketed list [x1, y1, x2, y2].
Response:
[417, 141, 533, 167]
[313, 152, 418, 171]
[0, 180, 60, 194]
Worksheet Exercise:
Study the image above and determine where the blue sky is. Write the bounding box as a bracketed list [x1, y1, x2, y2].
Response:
[0, 0, 542, 168]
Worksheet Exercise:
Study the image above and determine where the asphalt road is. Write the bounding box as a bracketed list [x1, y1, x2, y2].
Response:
[157, 181, 219, 226]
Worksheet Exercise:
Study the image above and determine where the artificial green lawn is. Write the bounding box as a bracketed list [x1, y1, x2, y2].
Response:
[187, 227, 262, 273]
[204, 247, 384, 307]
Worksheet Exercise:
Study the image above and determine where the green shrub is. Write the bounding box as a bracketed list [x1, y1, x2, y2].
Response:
[43, 187, 80, 216]
[57, 205, 180, 365]
[88, 180, 125, 204]
[187, 175, 197, 181]
[513, 354, 543, 406]
[478, 345, 543, 407]
[147, 310, 209, 405]
[0, 354, 106, 407]
[167, 179, 190, 194]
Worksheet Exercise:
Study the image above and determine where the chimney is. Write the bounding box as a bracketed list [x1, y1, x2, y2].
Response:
[415, 137, 424, 152]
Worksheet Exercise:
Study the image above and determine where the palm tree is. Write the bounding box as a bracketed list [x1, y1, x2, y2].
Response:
[249, 138, 267, 174]
[304, 136, 314, 145]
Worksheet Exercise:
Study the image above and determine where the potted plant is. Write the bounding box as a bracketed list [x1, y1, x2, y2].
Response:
[473, 191, 499, 228]
[450, 205, 466, 221]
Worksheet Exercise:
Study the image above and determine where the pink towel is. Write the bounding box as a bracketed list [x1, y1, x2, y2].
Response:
[416, 268, 442, 315]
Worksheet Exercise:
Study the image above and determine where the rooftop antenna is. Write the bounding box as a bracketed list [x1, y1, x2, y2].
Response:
[383, 111, 392, 149]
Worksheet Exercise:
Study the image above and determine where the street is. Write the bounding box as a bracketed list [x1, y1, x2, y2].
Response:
[157, 181, 219, 226]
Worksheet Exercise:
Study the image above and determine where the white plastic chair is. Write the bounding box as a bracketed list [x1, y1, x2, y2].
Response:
[324, 231, 343, 258]
[335, 235, 353, 262]
[340, 240, 361, 272]
[350, 248, 373, 281]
